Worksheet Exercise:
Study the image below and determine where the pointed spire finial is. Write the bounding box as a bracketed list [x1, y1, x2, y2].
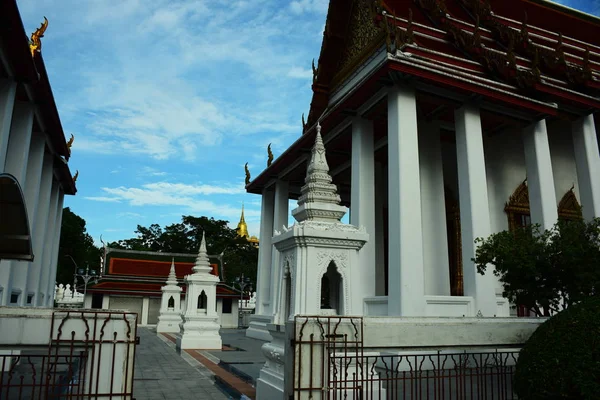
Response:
[291, 121, 346, 223]
[166, 258, 178, 285]
[193, 231, 212, 274]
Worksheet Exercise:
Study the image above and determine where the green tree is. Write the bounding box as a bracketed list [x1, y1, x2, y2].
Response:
[108, 215, 258, 288]
[473, 218, 600, 315]
[56, 208, 101, 287]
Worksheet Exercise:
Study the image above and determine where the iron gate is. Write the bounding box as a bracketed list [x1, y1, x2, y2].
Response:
[1, 310, 138, 399]
[292, 316, 521, 400]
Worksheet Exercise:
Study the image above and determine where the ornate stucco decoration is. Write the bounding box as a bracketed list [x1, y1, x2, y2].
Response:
[331, 0, 385, 90]
[317, 250, 348, 269]
[29, 17, 48, 57]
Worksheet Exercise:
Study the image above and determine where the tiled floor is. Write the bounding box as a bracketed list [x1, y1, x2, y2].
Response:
[133, 327, 228, 400]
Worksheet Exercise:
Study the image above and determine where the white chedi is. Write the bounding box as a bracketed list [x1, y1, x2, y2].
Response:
[177, 232, 222, 350]
[156, 258, 183, 333]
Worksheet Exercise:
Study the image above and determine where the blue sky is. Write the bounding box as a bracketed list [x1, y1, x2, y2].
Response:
[16, 0, 598, 244]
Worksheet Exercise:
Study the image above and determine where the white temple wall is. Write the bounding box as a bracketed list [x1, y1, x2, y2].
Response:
[483, 128, 527, 235]
[418, 122, 450, 296]
[547, 120, 581, 204]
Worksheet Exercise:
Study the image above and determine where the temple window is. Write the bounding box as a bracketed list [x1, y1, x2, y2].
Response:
[320, 262, 342, 314]
[505, 179, 531, 232]
[168, 296, 175, 309]
[197, 291, 207, 310]
[445, 187, 463, 296]
[222, 298, 232, 314]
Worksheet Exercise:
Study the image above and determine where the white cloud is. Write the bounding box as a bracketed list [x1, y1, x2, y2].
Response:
[290, 0, 329, 15]
[287, 66, 313, 79]
[85, 196, 122, 203]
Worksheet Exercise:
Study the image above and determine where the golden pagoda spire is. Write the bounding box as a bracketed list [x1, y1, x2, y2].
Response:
[236, 202, 249, 238]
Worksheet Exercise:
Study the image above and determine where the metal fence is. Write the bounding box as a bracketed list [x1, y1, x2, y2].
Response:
[292, 316, 522, 400]
[0, 310, 138, 399]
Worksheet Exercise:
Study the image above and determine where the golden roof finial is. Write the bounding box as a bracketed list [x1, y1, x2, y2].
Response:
[267, 143, 273, 167]
[244, 162, 251, 186]
[73, 170, 79, 183]
[66, 134, 74, 155]
[236, 202, 249, 239]
[29, 17, 48, 57]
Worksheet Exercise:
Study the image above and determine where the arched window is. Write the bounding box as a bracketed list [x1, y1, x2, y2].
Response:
[168, 296, 175, 309]
[320, 262, 342, 314]
[505, 179, 531, 231]
[197, 291, 207, 310]
[557, 187, 583, 221]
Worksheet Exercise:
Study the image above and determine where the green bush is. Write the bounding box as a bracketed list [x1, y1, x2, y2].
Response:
[514, 296, 600, 399]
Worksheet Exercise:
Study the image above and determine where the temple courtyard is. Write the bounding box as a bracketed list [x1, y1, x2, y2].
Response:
[135, 327, 265, 400]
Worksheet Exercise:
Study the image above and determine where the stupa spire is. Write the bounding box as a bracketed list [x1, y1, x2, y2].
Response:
[193, 232, 212, 274]
[166, 258, 178, 285]
[292, 122, 346, 222]
[236, 202, 249, 238]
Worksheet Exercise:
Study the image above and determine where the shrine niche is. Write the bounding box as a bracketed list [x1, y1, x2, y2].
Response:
[445, 187, 463, 296]
[557, 187, 583, 221]
[505, 179, 531, 231]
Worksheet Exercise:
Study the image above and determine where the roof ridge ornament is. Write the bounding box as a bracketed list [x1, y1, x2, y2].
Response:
[267, 143, 273, 167]
[67, 134, 74, 155]
[29, 17, 48, 57]
[244, 162, 250, 186]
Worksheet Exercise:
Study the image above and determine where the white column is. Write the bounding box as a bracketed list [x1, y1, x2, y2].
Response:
[11, 132, 46, 305]
[523, 119, 558, 229]
[374, 162, 386, 296]
[0, 80, 17, 168]
[141, 297, 149, 325]
[27, 153, 53, 306]
[419, 122, 450, 296]
[4, 102, 34, 181]
[269, 180, 288, 316]
[387, 85, 425, 316]
[255, 188, 275, 315]
[455, 104, 497, 317]
[36, 179, 59, 306]
[0, 101, 34, 305]
[102, 295, 110, 309]
[351, 117, 376, 312]
[572, 114, 600, 221]
[45, 190, 65, 306]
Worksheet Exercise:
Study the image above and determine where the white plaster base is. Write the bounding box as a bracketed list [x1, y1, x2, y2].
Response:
[156, 312, 182, 333]
[256, 325, 286, 400]
[246, 314, 273, 341]
[177, 314, 222, 350]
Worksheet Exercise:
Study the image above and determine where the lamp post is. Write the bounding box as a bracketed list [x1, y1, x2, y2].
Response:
[74, 264, 98, 298]
[233, 273, 252, 328]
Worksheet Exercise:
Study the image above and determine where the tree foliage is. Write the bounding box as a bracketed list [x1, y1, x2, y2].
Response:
[56, 208, 102, 286]
[473, 218, 600, 316]
[513, 296, 600, 400]
[108, 215, 258, 287]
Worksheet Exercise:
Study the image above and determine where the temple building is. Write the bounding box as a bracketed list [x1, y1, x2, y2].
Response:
[85, 248, 245, 328]
[246, 0, 600, 341]
[0, 0, 77, 307]
[236, 203, 259, 247]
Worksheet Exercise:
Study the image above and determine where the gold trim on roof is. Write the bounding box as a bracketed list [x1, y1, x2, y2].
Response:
[29, 17, 48, 57]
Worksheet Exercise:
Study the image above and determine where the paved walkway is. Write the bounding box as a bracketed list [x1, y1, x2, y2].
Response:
[134, 327, 228, 400]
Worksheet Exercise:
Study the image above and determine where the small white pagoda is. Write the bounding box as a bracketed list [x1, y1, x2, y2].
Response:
[156, 259, 182, 333]
[177, 232, 222, 350]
